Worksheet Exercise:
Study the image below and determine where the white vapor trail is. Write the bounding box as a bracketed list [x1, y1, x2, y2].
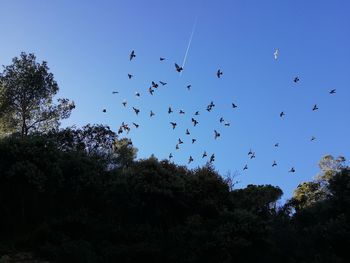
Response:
[180, 16, 198, 76]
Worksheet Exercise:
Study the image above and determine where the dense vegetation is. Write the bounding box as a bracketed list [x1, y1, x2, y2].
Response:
[1, 53, 349, 262]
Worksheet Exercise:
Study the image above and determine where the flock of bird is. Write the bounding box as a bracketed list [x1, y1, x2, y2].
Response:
[102, 49, 337, 173]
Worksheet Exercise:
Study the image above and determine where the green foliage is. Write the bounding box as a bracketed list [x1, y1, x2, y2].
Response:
[0, 52, 75, 137]
[0, 134, 349, 262]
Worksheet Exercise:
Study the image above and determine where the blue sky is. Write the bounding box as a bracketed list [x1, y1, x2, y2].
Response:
[1, 0, 349, 199]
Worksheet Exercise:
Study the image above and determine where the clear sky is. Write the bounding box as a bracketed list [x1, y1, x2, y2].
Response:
[1, 0, 349, 200]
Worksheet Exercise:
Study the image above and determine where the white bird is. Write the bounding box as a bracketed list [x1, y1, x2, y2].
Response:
[274, 48, 279, 60]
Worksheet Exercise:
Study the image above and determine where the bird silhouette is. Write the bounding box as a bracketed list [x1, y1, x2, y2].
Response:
[274, 143, 279, 147]
[135, 92, 140, 97]
[129, 50, 136, 61]
[217, 69, 223, 78]
[187, 85, 191, 90]
[272, 161, 277, 167]
[329, 89, 336, 94]
[232, 103, 238, 109]
[170, 122, 177, 129]
[248, 149, 253, 155]
[191, 118, 199, 126]
[192, 138, 196, 144]
[122, 100, 127, 107]
[289, 167, 296, 173]
[152, 81, 159, 89]
[132, 107, 140, 115]
[214, 130, 220, 139]
[250, 152, 256, 159]
[311, 136, 316, 141]
[150, 111, 155, 117]
[219, 117, 224, 123]
[159, 81, 167, 86]
[102, 109, 106, 113]
[274, 48, 279, 60]
[186, 129, 190, 135]
[243, 164, 248, 170]
[112, 91, 119, 94]
[280, 111, 285, 117]
[188, 156, 194, 164]
[168, 107, 173, 114]
[148, 87, 154, 95]
[202, 151, 207, 158]
[169, 153, 173, 159]
[210, 154, 215, 163]
[224, 122, 230, 127]
[132, 122, 139, 128]
[312, 104, 319, 111]
[179, 110, 185, 115]
[128, 74, 133, 79]
[175, 144, 179, 150]
[178, 138, 183, 144]
[160, 57, 165, 61]
[294, 77, 300, 83]
[194, 111, 200, 115]
[175, 63, 183, 72]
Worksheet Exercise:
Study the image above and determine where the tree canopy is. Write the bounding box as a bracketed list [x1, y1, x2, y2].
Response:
[0, 52, 75, 137]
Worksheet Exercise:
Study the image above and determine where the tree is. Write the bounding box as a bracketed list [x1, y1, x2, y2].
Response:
[289, 155, 346, 211]
[0, 52, 75, 137]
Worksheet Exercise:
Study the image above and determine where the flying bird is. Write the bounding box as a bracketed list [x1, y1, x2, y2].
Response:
[192, 138, 196, 144]
[159, 81, 167, 86]
[128, 74, 133, 79]
[243, 164, 248, 170]
[210, 154, 215, 163]
[188, 156, 194, 164]
[150, 111, 155, 117]
[329, 89, 336, 94]
[175, 144, 179, 150]
[214, 130, 220, 140]
[217, 69, 223, 78]
[160, 57, 165, 61]
[186, 129, 190, 135]
[274, 48, 279, 60]
[311, 136, 316, 141]
[312, 104, 319, 111]
[194, 111, 200, 115]
[224, 122, 230, 127]
[148, 87, 154, 95]
[178, 138, 183, 144]
[274, 143, 279, 147]
[129, 50, 136, 61]
[232, 103, 238, 109]
[272, 161, 277, 167]
[170, 122, 177, 129]
[102, 109, 106, 113]
[132, 122, 139, 128]
[122, 100, 127, 107]
[135, 92, 140, 97]
[202, 151, 207, 158]
[132, 107, 140, 115]
[219, 117, 224, 123]
[179, 110, 185, 115]
[294, 77, 300, 83]
[112, 91, 119, 94]
[169, 153, 173, 159]
[250, 152, 256, 159]
[191, 118, 199, 126]
[151, 81, 159, 89]
[289, 167, 296, 173]
[187, 85, 191, 90]
[175, 63, 183, 73]
[280, 111, 285, 117]
[248, 149, 253, 155]
[168, 107, 173, 114]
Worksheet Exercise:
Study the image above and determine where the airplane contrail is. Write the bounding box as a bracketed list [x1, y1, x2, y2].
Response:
[180, 16, 198, 76]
